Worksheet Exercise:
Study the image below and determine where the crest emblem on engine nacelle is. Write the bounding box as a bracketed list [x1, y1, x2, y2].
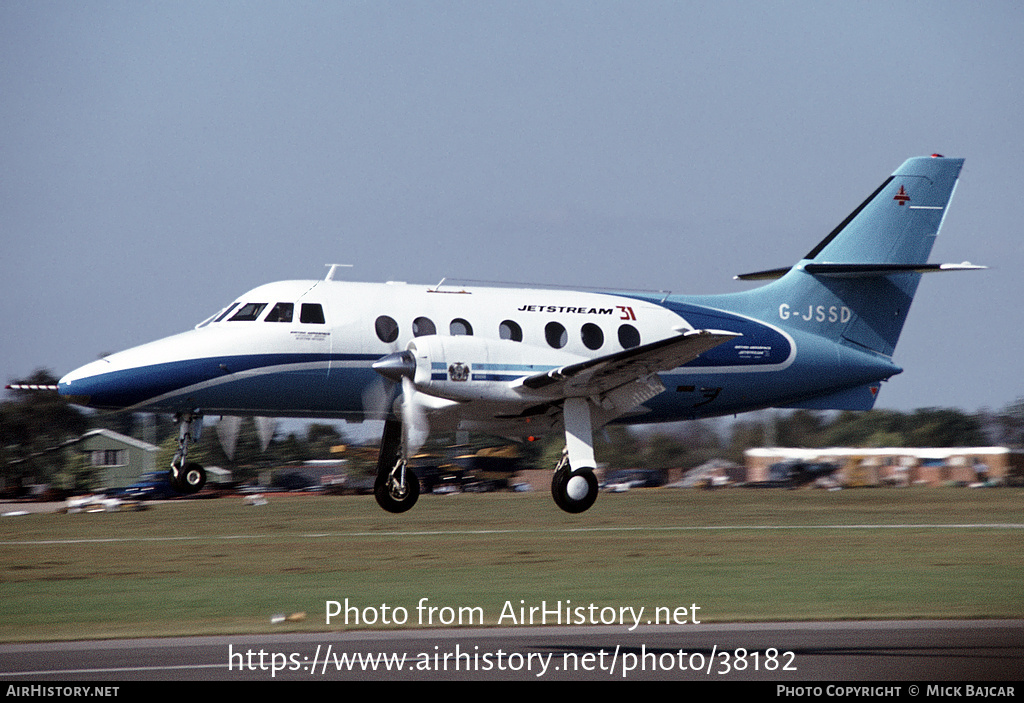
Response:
[448, 362, 470, 382]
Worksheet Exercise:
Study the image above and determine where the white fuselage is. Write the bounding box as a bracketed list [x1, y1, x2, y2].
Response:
[59, 274, 904, 440]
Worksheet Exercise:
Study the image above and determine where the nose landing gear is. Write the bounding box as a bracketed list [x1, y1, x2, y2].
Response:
[170, 412, 207, 495]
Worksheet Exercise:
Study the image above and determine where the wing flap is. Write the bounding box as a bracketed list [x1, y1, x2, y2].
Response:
[516, 329, 741, 398]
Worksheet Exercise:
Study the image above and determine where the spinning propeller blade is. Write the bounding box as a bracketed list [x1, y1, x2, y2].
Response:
[400, 376, 429, 459]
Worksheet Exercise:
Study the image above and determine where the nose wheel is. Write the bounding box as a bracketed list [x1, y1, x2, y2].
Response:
[172, 461, 207, 494]
[170, 412, 207, 495]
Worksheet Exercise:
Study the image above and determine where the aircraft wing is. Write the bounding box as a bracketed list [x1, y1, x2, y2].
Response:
[515, 329, 741, 399]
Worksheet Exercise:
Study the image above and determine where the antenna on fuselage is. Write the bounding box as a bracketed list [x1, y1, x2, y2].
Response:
[325, 264, 353, 281]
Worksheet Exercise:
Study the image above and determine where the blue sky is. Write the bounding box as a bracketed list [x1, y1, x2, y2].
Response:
[3, 1, 1022, 417]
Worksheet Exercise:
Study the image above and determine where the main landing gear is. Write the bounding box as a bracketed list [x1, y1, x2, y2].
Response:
[170, 412, 207, 495]
[550, 397, 600, 514]
[368, 397, 600, 515]
[374, 418, 420, 513]
[551, 448, 599, 514]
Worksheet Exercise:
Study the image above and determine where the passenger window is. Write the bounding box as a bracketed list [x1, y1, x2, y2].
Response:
[450, 318, 473, 336]
[375, 315, 399, 343]
[229, 303, 267, 321]
[265, 303, 294, 322]
[499, 320, 523, 342]
[545, 321, 568, 349]
[581, 323, 604, 350]
[300, 304, 326, 324]
[618, 324, 641, 349]
[413, 317, 436, 337]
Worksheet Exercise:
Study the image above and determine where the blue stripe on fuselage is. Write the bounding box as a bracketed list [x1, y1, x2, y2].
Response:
[621, 297, 793, 368]
[59, 353, 379, 411]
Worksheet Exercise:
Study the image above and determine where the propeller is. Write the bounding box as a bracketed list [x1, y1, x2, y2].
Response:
[361, 377, 393, 421]
[372, 350, 430, 461]
[215, 416, 242, 460]
[400, 376, 430, 459]
[214, 415, 276, 460]
[254, 416, 276, 452]
[371, 350, 416, 383]
[363, 350, 412, 421]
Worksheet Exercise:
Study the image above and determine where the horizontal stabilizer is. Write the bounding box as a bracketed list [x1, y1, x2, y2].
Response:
[736, 262, 985, 281]
[733, 267, 791, 281]
[805, 262, 986, 277]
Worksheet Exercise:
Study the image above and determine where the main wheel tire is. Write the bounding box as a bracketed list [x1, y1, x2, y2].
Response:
[374, 467, 420, 513]
[551, 464, 570, 510]
[552, 466, 598, 514]
[175, 462, 207, 494]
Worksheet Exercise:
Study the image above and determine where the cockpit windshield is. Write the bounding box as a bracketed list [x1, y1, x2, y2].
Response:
[229, 303, 267, 321]
[265, 302, 294, 322]
[214, 303, 240, 323]
[195, 302, 239, 328]
[197, 300, 326, 327]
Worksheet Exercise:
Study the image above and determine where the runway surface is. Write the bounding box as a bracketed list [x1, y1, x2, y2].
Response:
[2, 620, 1021, 681]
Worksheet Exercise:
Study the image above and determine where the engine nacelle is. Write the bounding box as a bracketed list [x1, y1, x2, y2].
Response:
[405, 335, 581, 403]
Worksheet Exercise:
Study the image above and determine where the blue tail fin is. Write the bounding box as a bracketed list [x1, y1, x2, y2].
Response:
[737, 156, 966, 356]
[801, 155, 963, 267]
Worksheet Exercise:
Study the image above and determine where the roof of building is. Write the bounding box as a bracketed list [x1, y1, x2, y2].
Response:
[73, 428, 159, 453]
[745, 447, 1011, 459]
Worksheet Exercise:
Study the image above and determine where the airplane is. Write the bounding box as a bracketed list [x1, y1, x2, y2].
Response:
[55, 155, 983, 514]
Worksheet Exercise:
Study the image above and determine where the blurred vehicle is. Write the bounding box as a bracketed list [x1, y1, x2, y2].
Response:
[746, 461, 840, 488]
[601, 468, 664, 491]
[106, 471, 181, 500]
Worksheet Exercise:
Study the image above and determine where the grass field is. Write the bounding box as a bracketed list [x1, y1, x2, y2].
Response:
[1, 487, 1022, 642]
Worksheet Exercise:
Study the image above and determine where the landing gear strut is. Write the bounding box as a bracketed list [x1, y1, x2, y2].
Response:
[551, 398, 600, 514]
[374, 419, 420, 513]
[170, 412, 206, 495]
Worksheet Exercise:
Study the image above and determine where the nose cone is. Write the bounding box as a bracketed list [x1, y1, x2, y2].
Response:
[57, 329, 206, 410]
[58, 358, 109, 406]
[372, 350, 416, 383]
[58, 356, 139, 409]
[60, 357, 107, 386]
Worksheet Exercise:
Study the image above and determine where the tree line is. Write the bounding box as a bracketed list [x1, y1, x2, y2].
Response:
[3, 369, 1022, 491]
